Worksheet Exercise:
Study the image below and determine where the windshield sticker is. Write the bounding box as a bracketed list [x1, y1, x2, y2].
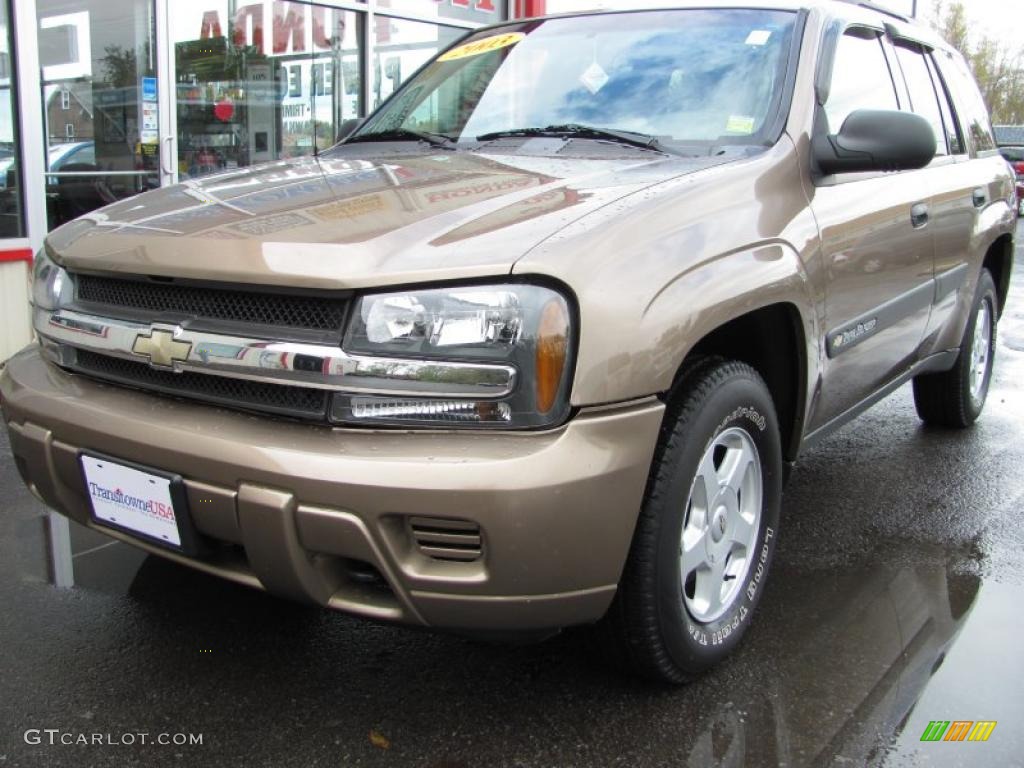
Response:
[438, 32, 525, 62]
[726, 115, 757, 135]
[580, 61, 610, 95]
[745, 30, 772, 46]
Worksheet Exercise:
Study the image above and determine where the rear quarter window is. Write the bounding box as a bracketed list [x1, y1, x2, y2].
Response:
[935, 49, 997, 153]
[893, 42, 947, 157]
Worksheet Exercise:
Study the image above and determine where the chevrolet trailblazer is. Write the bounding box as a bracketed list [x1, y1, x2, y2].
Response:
[1, 0, 1016, 682]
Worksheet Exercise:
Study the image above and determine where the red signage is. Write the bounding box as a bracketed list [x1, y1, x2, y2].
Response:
[513, 0, 545, 16]
[451, 0, 497, 9]
[200, 1, 500, 56]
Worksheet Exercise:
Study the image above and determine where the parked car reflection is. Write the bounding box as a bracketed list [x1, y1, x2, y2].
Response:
[0, 140, 99, 188]
[39, 141, 160, 230]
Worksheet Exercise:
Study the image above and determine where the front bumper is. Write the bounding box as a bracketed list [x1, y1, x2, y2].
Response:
[1, 346, 663, 631]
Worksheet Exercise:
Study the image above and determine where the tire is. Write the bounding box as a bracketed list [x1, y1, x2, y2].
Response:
[913, 269, 998, 429]
[606, 358, 783, 683]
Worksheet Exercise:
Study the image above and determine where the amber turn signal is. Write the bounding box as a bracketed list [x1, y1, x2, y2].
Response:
[535, 299, 569, 414]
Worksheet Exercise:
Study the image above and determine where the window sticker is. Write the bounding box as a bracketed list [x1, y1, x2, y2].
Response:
[726, 115, 757, 134]
[438, 32, 526, 62]
[580, 61, 610, 94]
[745, 30, 772, 46]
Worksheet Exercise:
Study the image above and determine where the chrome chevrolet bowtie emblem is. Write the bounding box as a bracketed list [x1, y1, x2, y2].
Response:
[132, 329, 191, 368]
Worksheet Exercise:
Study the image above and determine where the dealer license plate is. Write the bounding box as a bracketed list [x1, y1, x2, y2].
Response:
[81, 455, 182, 548]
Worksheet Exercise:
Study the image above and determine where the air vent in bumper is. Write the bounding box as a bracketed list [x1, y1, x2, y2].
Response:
[409, 517, 483, 562]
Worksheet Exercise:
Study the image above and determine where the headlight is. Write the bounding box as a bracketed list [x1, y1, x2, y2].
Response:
[333, 283, 574, 429]
[31, 248, 72, 310]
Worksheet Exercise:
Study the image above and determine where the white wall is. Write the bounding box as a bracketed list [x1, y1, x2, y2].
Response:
[0, 260, 31, 362]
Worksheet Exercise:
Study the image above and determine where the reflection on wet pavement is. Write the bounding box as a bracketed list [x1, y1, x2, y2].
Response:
[0, 227, 1021, 767]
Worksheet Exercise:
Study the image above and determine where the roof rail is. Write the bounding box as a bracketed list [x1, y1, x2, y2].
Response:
[833, 0, 910, 23]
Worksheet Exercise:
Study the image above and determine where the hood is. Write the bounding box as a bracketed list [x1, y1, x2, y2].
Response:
[46, 145, 738, 290]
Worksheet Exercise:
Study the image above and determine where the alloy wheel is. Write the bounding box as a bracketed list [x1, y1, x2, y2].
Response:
[680, 427, 763, 623]
[969, 297, 993, 404]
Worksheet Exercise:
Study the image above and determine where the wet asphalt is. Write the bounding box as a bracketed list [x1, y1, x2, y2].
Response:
[1, 224, 1022, 768]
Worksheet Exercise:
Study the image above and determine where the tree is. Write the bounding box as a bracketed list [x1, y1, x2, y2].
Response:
[930, 1, 1024, 124]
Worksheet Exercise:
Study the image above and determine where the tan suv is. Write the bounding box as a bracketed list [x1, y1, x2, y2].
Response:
[2, 0, 1016, 682]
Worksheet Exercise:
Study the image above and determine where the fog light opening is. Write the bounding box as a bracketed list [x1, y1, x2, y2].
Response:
[333, 395, 513, 426]
[342, 559, 392, 594]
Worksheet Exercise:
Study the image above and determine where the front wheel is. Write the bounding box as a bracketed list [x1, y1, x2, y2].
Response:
[913, 269, 998, 428]
[607, 359, 783, 683]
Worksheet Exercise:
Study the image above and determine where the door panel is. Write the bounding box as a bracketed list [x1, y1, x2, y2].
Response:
[807, 28, 936, 431]
[917, 48, 1003, 349]
[809, 173, 935, 429]
[891, 41, 974, 350]
[919, 160, 975, 342]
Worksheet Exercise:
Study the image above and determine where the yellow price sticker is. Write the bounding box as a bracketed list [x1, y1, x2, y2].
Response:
[726, 115, 756, 135]
[438, 32, 526, 62]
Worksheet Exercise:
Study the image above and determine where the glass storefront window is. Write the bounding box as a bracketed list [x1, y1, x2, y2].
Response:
[0, 0, 23, 237]
[377, 0, 507, 24]
[37, 0, 160, 230]
[171, 1, 363, 180]
[373, 16, 463, 109]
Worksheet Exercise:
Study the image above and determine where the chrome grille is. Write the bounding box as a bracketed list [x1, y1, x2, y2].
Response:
[73, 349, 329, 420]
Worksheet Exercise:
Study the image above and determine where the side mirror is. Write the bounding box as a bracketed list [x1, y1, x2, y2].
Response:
[813, 109, 936, 176]
[336, 118, 366, 143]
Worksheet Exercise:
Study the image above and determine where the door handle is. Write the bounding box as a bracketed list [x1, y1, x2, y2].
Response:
[972, 187, 988, 208]
[911, 203, 929, 229]
[161, 136, 176, 177]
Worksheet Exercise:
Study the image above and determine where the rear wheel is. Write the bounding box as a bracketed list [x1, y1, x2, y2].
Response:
[607, 359, 783, 683]
[913, 269, 998, 428]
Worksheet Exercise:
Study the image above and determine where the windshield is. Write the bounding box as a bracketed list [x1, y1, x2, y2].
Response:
[355, 9, 797, 150]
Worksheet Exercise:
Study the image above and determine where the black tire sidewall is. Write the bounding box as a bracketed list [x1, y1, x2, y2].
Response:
[653, 371, 783, 674]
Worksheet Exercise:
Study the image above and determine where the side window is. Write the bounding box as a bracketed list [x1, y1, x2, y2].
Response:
[936, 49, 996, 153]
[926, 54, 965, 155]
[893, 42, 947, 157]
[824, 30, 899, 133]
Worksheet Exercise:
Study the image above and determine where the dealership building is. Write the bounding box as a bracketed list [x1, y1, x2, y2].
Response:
[0, 0, 549, 360]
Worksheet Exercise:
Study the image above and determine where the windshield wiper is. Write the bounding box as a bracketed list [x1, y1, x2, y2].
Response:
[346, 128, 457, 150]
[477, 124, 680, 155]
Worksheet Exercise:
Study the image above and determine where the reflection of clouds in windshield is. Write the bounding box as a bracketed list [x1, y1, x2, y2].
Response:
[461, 10, 792, 142]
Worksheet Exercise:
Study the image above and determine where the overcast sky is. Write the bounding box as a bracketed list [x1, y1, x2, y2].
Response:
[913, 0, 1021, 50]
[543, 0, 1022, 52]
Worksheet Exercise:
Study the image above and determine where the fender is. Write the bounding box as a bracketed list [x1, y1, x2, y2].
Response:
[927, 194, 1016, 356]
[512, 137, 824, 410]
[640, 239, 819, 395]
